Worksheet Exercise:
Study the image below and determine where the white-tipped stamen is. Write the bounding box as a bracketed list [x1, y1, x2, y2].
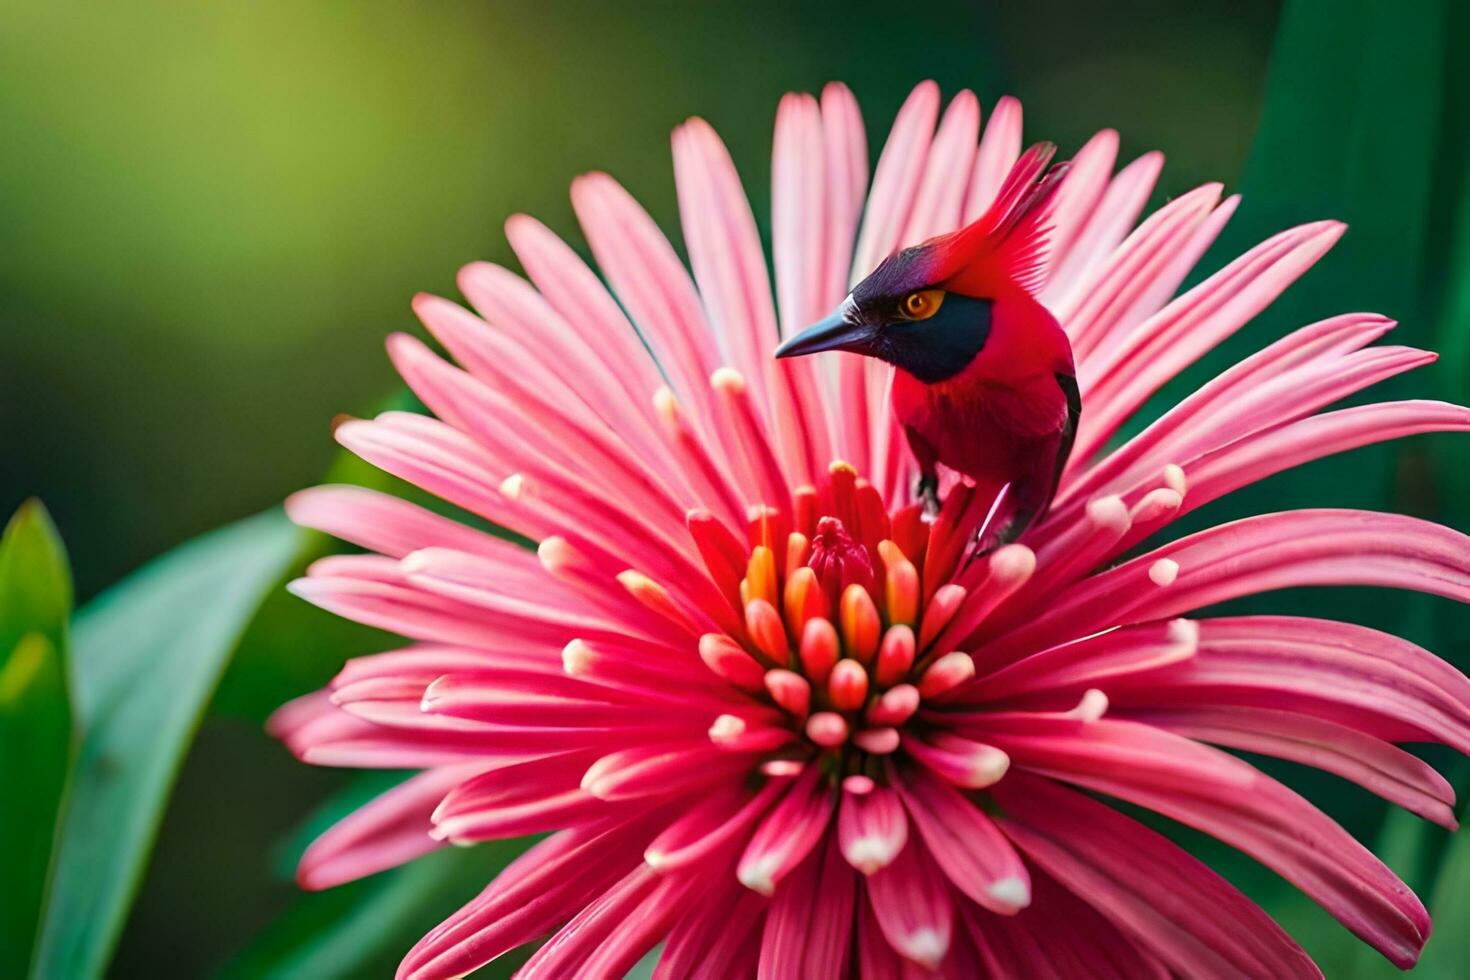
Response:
[1149, 558, 1180, 586]
[1085, 494, 1129, 531]
[708, 713, 747, 744]
[738, 855, 780, 896]
[561, 638, 595, 676]
[710, 366, 746, 393]
[1162, 462, 1187, 496]
[987, 875, 1031, 911]
[1065, 688, 1109, 723]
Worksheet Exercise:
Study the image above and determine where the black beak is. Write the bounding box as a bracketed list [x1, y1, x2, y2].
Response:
[774, 306, 874, 359]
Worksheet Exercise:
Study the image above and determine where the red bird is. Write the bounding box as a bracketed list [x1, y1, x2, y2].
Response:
[775, 142, 1078, 545]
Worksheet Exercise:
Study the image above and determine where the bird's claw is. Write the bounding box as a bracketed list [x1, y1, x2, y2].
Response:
[916, 474, 940, 518]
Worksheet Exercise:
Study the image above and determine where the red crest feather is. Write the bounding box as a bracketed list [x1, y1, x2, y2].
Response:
[927, 142, 1071, 297]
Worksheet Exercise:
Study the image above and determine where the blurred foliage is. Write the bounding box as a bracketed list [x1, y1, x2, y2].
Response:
[8, 0, 1470, 976]
[0, 501, 74, 977]
[33, 510, 297, 979]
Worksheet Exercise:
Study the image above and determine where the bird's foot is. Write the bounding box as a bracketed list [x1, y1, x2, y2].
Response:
[916, 474, 940, 519]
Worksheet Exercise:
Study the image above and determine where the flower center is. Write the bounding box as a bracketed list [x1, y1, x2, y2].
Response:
[697, 461, 997, 783]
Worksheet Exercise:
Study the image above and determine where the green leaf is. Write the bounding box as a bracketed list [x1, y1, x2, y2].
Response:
[31, 509, 299, 980]
[1417, 816, 1470, 978]
[0, 501, 75, 977]
[0, 499, 71, 656]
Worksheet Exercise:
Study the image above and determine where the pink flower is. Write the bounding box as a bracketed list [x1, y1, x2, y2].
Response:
[271, 81, 1470, 978]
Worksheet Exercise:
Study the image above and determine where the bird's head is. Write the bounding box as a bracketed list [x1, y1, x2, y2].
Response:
[775, 141, 1068, 384]
[773, 245, 993, 383]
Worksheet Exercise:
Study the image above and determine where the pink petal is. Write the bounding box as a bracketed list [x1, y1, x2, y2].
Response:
[736, 765, 835, 895]
[866, 836, 953, 970]
[285, 485, 524, 563]
[966, 619, 1198, 703]
[655, 882, 766, 979]
[963, 94, 1022, 221]
[985, 718, 1428, 968]
[570, 172, 723, 433]
[297, 766, 475, 890]
[644, 779, 783, 872]
[993, 772, 1317, 978]
[1074, 221, 1346, 463]
[837, 779, 909, 874]
[1128, 705, 1457, 828]
[851, 80, 940, 280]
[428, 751, 609, 842]
[672, 117, 778, 404]
[898, 768, 1030, 914]
[503, 213, 667, 408]
[1103, 616, 1470, 754]
[984, 509, 1470, 663]
[961, 873, 1171, 980]
[1063, 182, 1225, 362]
[1042, 150, 1163, 312]
[396, 816, 658, 980]
[759, 833, 857, 979]
[900, 89, 980, 244]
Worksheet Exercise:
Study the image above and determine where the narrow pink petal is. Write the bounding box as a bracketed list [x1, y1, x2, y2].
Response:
[570, 171, 723, 431]
[1063, 182, 1225, 361]
[582, 742, 755, 802]
[856, 897, 905, 980]
[759, 833, 857, 980]
[985, 718, 1428, 968]
[851, 80, 941, 280]
[898, 768, 1030, 913]
[288, 574, 576, 652]
[846, 80, 940, 489]
[961, 874, 1171, 980]
[900, 89, 980, 244]
[1086, 343, 1435, 527]
[1094, 194, 1241, 366]
[297, 766, 474, 890]
[983, 510, 1470, 663]
[866, 835, 953, 970]
[333, 413, 530, 538]
[837, 780, 909, 874]
[285, 485, 522, 562]
[1102, 616, 1470, 754]
[963, 94, 1022, 221]
[520, 862, 706, 979]
[964, 619, 1198, 703]
[644, 779, 784, 871]
[504, 213, 667, 407]
[672, 118, 779, 403]
[820, 82, 868, 299]
[396, 816, 659, 980]
[388, 326, 696, 554]
[429, 750, 608, 842]
[819, 81, 878, 472]
[736, 765, 835, 895]
[276, 697, 520, 768]
[455, 261, 675, 469]
[1041, 128, 1120, 270]
[1178, 400, 1470, 520]
[1074, 221, 1346, 463]
[1042, 150, 1163, 311]
[656, 885, 766, 980]
[770, 90, 837, 484]
[1053, 312, 1396, 514]
[993, 772, 1317, 978]
[1130, 705, 1458, 828]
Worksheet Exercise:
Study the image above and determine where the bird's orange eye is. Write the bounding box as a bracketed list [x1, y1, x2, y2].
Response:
[899, 289, 944, 320]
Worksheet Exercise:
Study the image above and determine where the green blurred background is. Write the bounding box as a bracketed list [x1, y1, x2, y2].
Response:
[5, 0, 1470, 977]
